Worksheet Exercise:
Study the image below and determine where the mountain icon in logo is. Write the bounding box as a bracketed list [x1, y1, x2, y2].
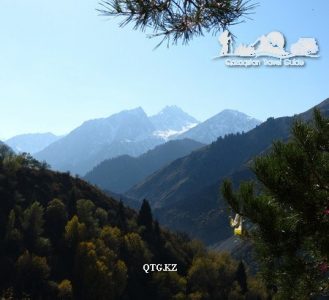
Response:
[218, 31, 319, 59]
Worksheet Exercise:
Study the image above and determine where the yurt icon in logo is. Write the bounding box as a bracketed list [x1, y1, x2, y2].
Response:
[218, 31, 319, 59]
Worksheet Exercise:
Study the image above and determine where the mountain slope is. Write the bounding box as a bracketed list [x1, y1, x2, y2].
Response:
[84, 139, 204, 193]
[176, 109, 261, 144]
[128, 116, 291, 209]
[0, 142, 14, 157]
[35, 108, 163, 175]
[0, 149, 264, 299]
[5, 132, 60, 154]
[127, 98, 329, 244]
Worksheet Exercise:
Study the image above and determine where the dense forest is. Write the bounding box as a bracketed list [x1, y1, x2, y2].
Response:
[0, 144, 266, 299]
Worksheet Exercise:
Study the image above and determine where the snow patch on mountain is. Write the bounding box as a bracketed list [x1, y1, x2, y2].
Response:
[153, 122, 198, 140]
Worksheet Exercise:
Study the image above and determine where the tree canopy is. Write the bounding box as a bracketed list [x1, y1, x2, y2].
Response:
[0, 147, 266, 299]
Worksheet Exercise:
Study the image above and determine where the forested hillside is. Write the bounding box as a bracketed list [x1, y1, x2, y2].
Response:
[85, 139, 204, 193]
[127, 98, 329, 245]
[0, 144, 265, 299]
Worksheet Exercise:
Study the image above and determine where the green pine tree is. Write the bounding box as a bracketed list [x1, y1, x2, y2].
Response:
[137, 199, 153, 232]
[116, 200, 128, 232]
[236, 261, 248, 294]
[222, 109, 329, 298]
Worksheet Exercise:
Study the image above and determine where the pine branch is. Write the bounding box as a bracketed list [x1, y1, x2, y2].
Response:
[98, 0, 257, 45]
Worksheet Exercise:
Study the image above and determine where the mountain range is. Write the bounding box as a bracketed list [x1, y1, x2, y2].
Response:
[175, 109, 261, 144]
[126, 98, 329, 245]
[33, 106, 260, 176]
[84, 138, 205, 193]
[4, 99, 328, 248]
[5, 132, 60, 154]
[35, 107, 164, 175]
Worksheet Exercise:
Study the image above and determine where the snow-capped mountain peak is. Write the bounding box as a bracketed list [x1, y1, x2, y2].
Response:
[175, 109, 261, 144]
[150, 106, 199, 132]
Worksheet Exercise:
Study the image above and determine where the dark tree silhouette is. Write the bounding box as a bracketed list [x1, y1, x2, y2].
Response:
[137, 199, 153, 231]
[236, 261, 248, 294]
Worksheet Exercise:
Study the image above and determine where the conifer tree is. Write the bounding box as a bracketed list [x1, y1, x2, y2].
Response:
[236, 261, 248, 294]
[116, 200, 127, 232]
[222, 109, 329, 298]
[137, 199, 153, 232]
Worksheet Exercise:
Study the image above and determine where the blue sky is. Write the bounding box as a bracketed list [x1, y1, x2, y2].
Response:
[0, 0, 328, 139]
